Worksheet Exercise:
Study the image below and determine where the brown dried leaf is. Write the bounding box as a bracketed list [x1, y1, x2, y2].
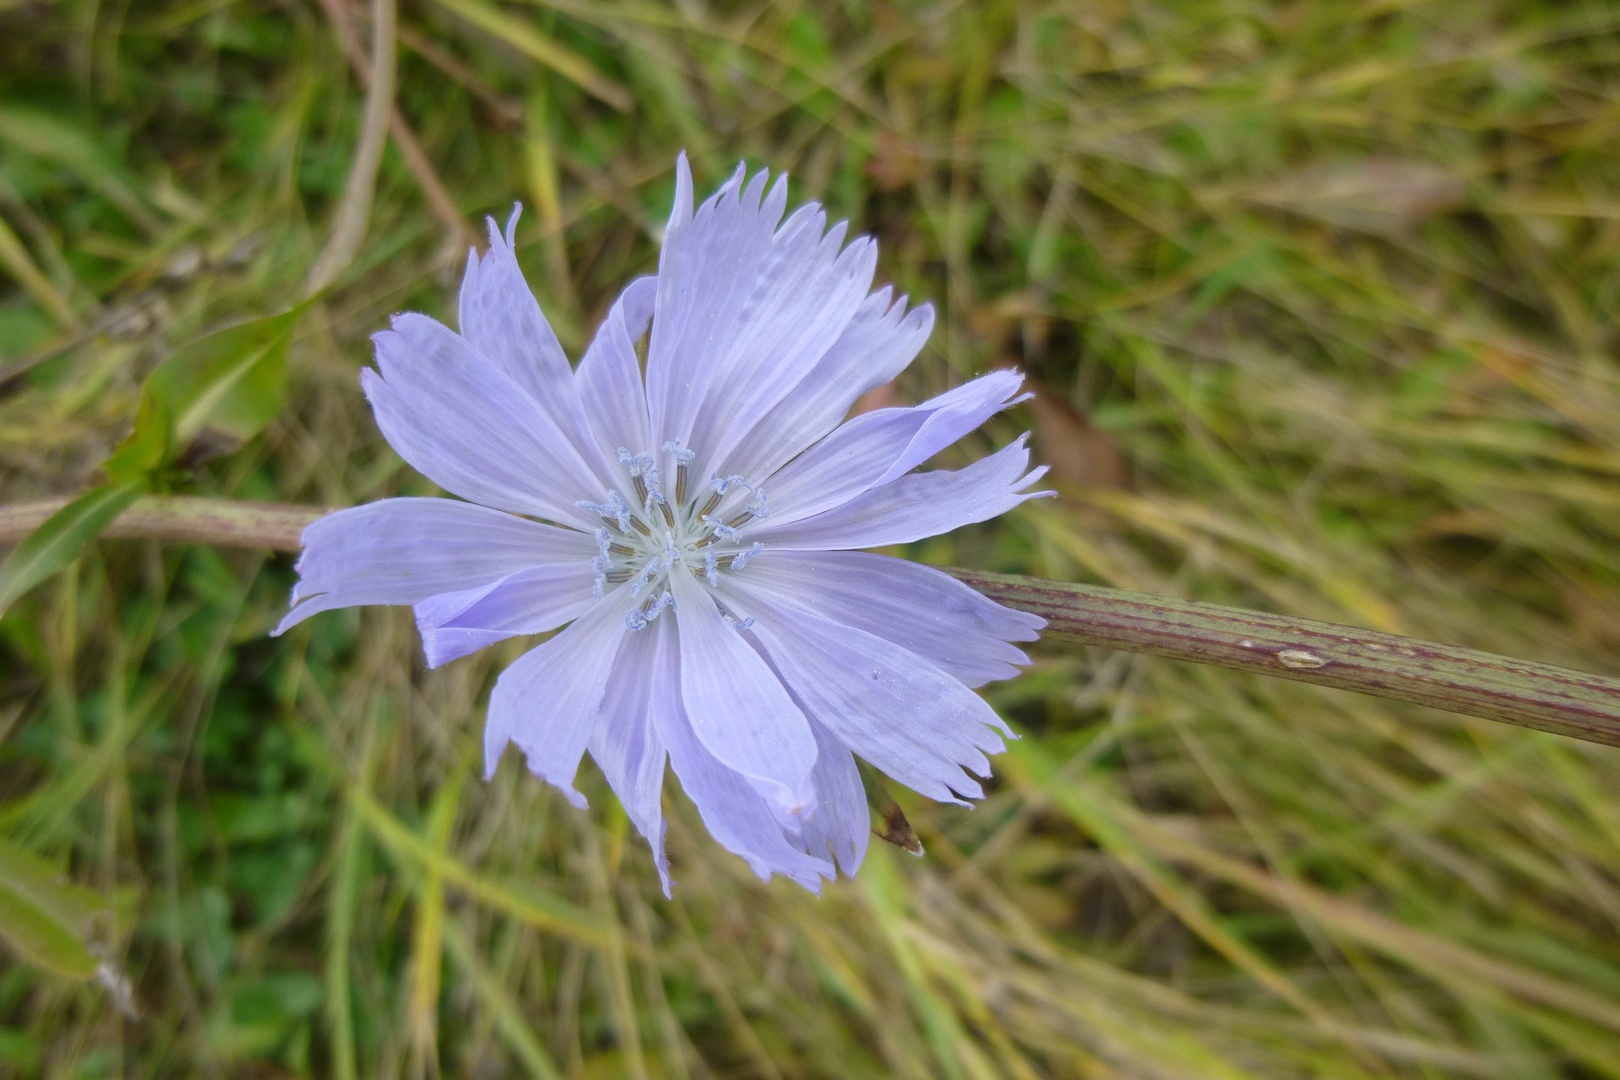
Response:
[1565, 585, 1620, 652]
[1025, 381, 1123, 490]
[873, 798, 924, 857]
[848, 381, 897, 416]
[865, 130, 922, 192]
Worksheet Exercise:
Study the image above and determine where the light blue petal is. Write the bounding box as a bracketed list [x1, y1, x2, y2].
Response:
[748, 435, 1051, 551]
[646, 158, 787, 465]
[589, 616, 672, 895]
[753, 369, 1026, 528]
[654, 612, 833, 891]
[796, 718, 869, 877]
[458, 208, 574, 405]
[720, 578, 1010, 805]
[668, 568, 819, 827]
[484, 588, 634, 806]
[576, 275, 656, 467]
[414, 562, 597, 668]
[684, 212, 878, 483]
[274, 499, 595, 634]
[716, 289, 933, 485]
[459, 211, 619, 493]
[736, 550, 1042, 688]
[365, 314, 608, 529]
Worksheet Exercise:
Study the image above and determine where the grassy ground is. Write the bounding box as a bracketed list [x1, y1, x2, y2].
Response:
[2, 0, 1619, 1076]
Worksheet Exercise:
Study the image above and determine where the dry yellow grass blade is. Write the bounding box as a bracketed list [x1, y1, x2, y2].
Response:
[354, 789, 614, 951]
[0, 214, 75, 330]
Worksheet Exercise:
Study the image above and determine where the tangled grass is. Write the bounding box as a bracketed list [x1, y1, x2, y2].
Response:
[1, 0, 1618, 1076]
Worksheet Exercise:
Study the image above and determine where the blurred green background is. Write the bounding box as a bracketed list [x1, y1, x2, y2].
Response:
[2, 0, 1620, 1076]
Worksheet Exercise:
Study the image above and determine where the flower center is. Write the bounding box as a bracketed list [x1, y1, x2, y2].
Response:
[578, 444, 769, 630]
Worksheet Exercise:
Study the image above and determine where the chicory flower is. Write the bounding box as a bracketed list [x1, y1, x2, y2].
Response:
[278, 156, 1049, 893]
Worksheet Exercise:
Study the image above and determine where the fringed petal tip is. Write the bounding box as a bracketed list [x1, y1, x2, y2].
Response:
[546, 779, 590, 812]
[483, 735, 591, 812]
[478, 203, 523, 251]
[270, 602, 316, 638]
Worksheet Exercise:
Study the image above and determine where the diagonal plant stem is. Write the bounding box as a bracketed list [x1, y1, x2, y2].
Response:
[304, 0, 398, 297]
[316, 0, 475, 253]
[1, 495, 1616, 747]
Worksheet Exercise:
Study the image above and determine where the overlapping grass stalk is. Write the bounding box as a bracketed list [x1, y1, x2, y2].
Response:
[1, 1, 1618, 1077]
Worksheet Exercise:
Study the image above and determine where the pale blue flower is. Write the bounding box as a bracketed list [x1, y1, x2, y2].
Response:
[277, 156, 1049, 893]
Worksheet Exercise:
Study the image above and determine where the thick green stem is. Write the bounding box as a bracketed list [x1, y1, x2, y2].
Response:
[3, 496, 1616, 747]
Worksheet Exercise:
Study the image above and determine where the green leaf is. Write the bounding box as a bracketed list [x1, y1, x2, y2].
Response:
[102, 388, 171, 483]
[0, 481, 144, 618]
[103, 304, 307, 482]
[0, 836, 110, 979]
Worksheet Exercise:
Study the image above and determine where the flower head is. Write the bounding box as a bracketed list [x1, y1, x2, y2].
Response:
[277, 156, 1050, 893]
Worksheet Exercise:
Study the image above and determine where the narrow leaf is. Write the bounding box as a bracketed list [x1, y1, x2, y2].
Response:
[159, 305, 306, 442]
[102, 305, 307, 482]
[0, 836, 110, 979]
[0, 481, 144, 618]
[101, 389, 170, 483]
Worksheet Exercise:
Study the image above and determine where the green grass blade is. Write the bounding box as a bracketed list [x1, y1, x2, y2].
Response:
[0, 836, 109, 979]
[0, 481, 144, 618]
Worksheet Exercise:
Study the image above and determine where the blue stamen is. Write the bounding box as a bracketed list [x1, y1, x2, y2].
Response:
[661, 441, 695, 465]
[701, 515, 740, 542]
[630, 557, 662, 599]
[617, 448, 657, 478]
[625, 589, 676, 631]
[731, 542, 765, 570]
[704, 548, 718, 586]
[577, 491, 632, 532]
[723, 614, 757, 632]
